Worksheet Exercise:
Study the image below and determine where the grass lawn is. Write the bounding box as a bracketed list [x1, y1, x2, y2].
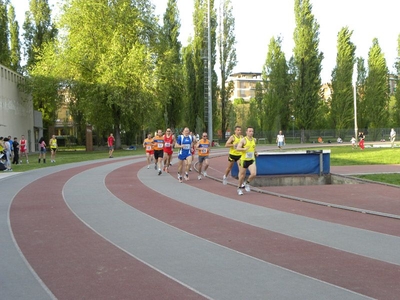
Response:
[3, 145, 400, 186]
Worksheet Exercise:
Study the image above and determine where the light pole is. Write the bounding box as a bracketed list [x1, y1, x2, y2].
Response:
[353, 63, 358, 141]
[291, 115, 295, 141]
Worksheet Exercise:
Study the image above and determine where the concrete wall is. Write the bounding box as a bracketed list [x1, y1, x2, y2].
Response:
[0, 64, 36, 152]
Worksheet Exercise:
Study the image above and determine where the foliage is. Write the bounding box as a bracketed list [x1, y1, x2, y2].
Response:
[156, 0, 185, 130]
[23, 0, 57, 69]
[364, 38, 389, 140]
[394, 34, 400, 126]
[292, 0, 323, 142]
[262, 36, 291, 142]
[0, 0, 10, 66]
[330, 27, 356, 139]
[217, 0, 237, 140]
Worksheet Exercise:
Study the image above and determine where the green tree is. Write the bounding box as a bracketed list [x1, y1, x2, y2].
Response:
[7, 4, 21, 72]
[23, 0, 57, 69]
[0, 0, 10, 66]
[364, 38, 389, 140]
[394, 34, 400, 126]
[262, 36, 291, 142]
[188, 0, 217, 135]
[355, 57, 367, 131]
[157, 0, 184, 130]
[330, 27, 356, 139]
[217, 0, 237, 140]
[292, 0, 323, 142]
[30, 0, 159, 148]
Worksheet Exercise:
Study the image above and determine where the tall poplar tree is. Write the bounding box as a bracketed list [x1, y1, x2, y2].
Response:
[394, 34, 400, 126]
[218, 0, 237, 140]
[158, 0, 184, 129]
[364, 38, 389, 140]
[23, 0, 57, 69]
[8, 4, 21, 72]
[292, 0, 323, 142]
[330, 27, 356, 139]
[262, 36, 291, 142]
[187, 0, 217, 134]
[0, 0, 10, 66]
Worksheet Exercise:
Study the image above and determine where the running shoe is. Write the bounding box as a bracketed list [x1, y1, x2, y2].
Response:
[237, 188, 243, 195]
[222, 175, 227, 185]
[158, 170, 162, 176]
[178, 176, 183, 183]
[198, 175, 202, 180]
[202, 171, 207, 177]
[245, 183, 251, 192]
[185, 173, 189, 181]
[154, 164, 157, 170]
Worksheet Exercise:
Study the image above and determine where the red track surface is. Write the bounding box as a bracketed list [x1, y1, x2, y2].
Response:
[7, 155, 400, 299]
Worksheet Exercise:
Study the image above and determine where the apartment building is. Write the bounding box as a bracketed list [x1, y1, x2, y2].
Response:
[228, 72, 263, 102]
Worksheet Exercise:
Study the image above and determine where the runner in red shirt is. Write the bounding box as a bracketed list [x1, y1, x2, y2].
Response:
[163, 128, 175, 173]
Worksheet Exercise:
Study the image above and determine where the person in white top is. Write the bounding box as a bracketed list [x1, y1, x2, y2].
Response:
[390, 128, 396, 148]
[276, 130, 285, 150]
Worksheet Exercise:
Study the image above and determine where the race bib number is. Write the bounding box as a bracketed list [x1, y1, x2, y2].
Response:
[183, 144, 190, 150]
[165, 142, 171, 147]
[158, 143, 163, 148]
[146, 146, 152, 150]
[246, 152, 254, 159]
[201, 148, 208, 154]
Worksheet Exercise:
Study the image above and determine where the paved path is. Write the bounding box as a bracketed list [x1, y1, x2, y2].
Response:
[1, 152, 399, 300]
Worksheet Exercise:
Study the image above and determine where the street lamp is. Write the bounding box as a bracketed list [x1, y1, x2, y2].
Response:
[291, 115, 295, 141]
[353, 63, 358, 141]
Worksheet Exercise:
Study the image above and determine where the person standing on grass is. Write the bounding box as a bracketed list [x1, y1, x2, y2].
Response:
[196, 132, 211, 180]
[20, 135, 29, 163]
[236, 127, 258, 196]
[276, 130, 285, 150]
[358, 132, 365, 150]
[49, 135, 58, 163]
[390, 128, 396, 148]
[38, 137, 46, 163]
[108, 133, 115, 158]
[222, 126, 243, 185]
[12, 137, 19, 165]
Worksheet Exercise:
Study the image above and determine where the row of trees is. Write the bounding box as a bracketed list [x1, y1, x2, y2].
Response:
[1, 0, 399, 146]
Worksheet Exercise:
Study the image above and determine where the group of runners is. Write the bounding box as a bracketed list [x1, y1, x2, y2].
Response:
[143, 125, 258, 196]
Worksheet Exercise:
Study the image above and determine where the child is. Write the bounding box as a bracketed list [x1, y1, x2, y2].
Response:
[350, 136, 356, 149]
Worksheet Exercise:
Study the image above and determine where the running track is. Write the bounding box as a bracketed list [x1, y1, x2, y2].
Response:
[1, 152, 400, 299]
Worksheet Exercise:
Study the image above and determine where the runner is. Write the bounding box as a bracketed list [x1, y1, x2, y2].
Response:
[196, 132, 211, 180]
[153, 129, 164, 175]
[143, 133, 154, 169]
[163, 128, 175, 173]
[236, 127, 258, 195]
[176, 127, 194, 182]
[222, 126, 243, 185]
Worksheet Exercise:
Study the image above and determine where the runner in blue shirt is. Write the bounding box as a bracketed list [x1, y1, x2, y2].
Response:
[176, 127, 193, 182]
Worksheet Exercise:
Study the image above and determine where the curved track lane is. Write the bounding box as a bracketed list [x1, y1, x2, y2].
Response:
[3, 154, 400, 299]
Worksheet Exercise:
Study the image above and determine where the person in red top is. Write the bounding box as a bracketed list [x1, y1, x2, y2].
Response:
[163, 128, 175, 173]
[143, 133, 154, 169]
[195, 132, 211, 180]
[19, 134, 29, 163]
[153, 129, 164, 175]
[107, 133, 115, 158]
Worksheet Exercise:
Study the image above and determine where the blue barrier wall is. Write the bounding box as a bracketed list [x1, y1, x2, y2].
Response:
[231, 150, 330, 177]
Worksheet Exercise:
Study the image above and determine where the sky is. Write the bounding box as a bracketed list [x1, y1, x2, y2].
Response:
[11, 0, 400, 83]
